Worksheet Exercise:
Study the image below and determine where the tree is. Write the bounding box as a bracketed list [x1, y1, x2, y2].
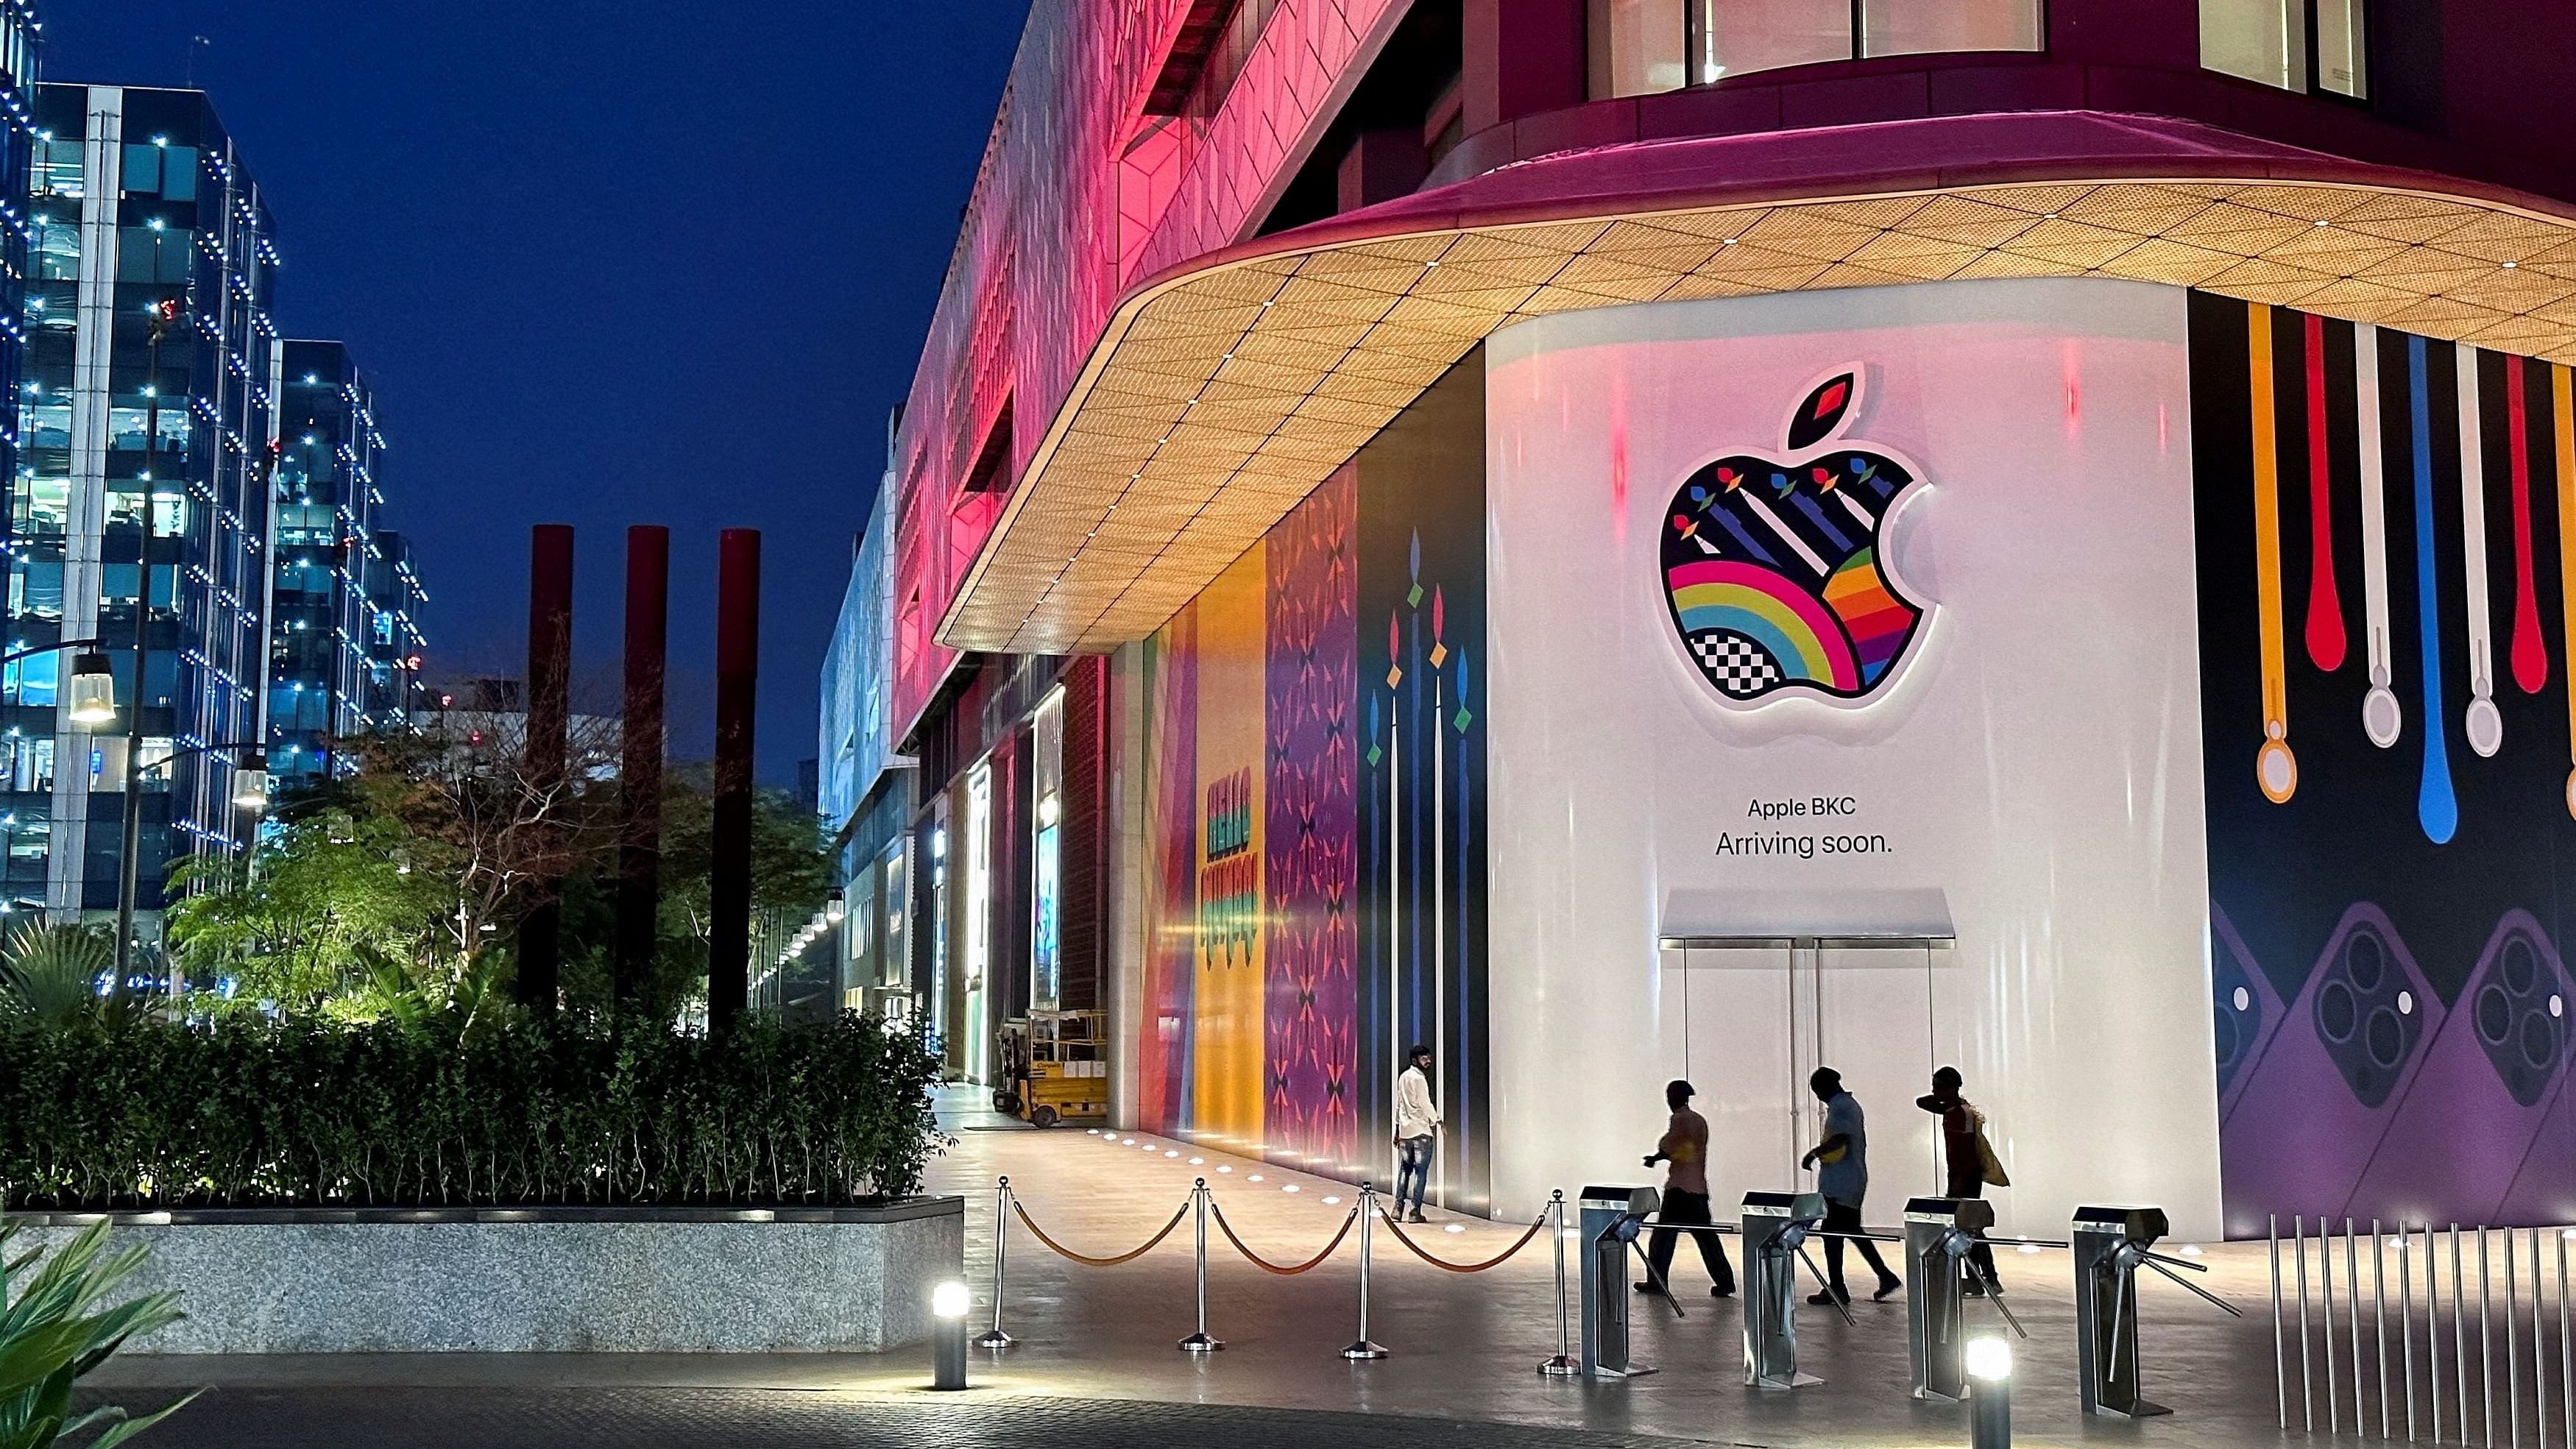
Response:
[167, 715, 620, 1014]
[167, 721, 830, 1027]
[163, 810, 445, 1011]
[556, 764, 830, 1022]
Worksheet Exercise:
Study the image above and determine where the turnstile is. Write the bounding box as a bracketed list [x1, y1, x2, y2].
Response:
[1904, 1196, 2023, 1401]
[1578, 1185, 1659, 1378]
[2073, 1205, 2168, 1416]
[2071, 1205, 2239, 1417]
[1741, 1189, 1830, 1389]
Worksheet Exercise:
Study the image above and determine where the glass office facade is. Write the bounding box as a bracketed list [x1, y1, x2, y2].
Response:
[358, 527, 427, 737]
[0, 3, 33, 909]
[11, 84, 274, 921]
[265, 339, 384, 786]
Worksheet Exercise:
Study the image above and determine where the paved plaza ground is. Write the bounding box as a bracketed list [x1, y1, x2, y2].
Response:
[105, 1089, 2321, 1448]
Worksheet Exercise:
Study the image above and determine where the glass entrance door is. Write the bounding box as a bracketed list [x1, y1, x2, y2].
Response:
[1806, 940, 1942, 1199]
[1661, 939, 1800, 1208]
[1663, 935, 1950, 1216]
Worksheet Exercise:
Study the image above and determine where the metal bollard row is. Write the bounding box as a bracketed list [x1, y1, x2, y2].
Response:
[2271, 1215, 2576, 1445]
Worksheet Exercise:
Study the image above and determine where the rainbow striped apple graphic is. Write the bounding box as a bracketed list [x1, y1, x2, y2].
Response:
[1660, 368, 1925, 704]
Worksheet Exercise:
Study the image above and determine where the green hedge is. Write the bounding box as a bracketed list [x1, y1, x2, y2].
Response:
[0, 1014, 944, 1209]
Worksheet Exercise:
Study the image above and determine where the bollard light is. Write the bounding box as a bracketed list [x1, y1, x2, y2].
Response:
[1967, 1335, 2012, 1449]
[931, 1279, 970, 1390]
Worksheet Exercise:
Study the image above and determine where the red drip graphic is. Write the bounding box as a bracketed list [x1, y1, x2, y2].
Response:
[2508, 353, 2548, 694]
[2303, 313, 2348, 672]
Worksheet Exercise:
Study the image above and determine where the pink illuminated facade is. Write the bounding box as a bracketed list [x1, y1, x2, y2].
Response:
[862, 0, 2576, 1231]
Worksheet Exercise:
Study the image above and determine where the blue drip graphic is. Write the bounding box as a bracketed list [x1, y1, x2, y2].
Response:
[2410, 336, 2458, 844]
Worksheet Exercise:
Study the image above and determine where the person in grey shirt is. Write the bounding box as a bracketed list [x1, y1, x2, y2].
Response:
[1800, 1067, 1901, 1303]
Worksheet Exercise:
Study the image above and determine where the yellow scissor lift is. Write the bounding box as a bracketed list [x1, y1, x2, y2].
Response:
[999, 1009, 1108, 1128]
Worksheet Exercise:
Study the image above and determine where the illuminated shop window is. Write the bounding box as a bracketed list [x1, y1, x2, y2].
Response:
[1861, 0, 2042, 57]
[1589, 0, 2043, 98]
[2201, 0, 2366, 99]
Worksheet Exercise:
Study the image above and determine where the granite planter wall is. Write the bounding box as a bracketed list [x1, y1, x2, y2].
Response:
[7, 1198, 963, 1353]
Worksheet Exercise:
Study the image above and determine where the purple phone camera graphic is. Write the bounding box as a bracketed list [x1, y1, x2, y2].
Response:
[2485, 920, 2576, 1227]
[2220, 903, 2442, 1230]
[2351, 910, 2572, 1225]
[2213, 904, 2287, 1124]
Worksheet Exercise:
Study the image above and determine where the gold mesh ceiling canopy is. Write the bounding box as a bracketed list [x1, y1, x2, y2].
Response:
[943, 169, 2576, 654]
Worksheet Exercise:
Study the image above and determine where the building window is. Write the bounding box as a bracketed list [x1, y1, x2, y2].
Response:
[1590, 0, 2043, 98]
[2201, 0, 2366, 99]
[960, 396, 1014, 495]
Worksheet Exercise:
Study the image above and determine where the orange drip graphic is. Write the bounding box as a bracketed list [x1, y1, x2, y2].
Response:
[2556, 364, 2576, 818]
[2252, 305, 2297, 803]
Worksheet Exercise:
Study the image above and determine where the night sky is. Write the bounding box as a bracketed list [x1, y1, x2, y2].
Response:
[46, 2, 1029, 782]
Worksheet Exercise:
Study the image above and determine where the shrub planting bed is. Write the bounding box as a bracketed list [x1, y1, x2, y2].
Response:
[0, 1013, 942, 1209]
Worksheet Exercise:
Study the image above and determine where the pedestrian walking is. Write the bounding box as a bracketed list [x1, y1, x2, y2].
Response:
[1916, 1065, 2006, 1293]
[1393, 1044, 1441, 1222]
[1801, 1067, 1901, 1303]
[1635, 1078, 1735, 1298]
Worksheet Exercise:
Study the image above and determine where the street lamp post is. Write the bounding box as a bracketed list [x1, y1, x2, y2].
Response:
[115, 300, 180, 982]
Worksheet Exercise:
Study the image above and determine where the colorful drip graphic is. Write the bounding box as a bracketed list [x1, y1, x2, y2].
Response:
[2234, 300, 2576, 840]
[1659, 370, 1925, 703]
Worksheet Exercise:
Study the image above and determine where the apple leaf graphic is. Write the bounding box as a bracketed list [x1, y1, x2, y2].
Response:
[1785, 371, 1857, 451]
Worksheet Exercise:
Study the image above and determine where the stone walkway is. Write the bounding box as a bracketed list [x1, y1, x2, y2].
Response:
[105, 1088, 2318, 1448]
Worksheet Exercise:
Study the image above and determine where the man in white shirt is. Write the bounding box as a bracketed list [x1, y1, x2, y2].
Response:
[1393, 1044, 1441, 1222]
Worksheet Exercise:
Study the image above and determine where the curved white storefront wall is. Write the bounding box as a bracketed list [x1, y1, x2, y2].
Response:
[1483, 277, 2222, 1240]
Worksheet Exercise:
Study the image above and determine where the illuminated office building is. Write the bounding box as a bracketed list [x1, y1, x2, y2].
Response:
[9, 83, 275, 923]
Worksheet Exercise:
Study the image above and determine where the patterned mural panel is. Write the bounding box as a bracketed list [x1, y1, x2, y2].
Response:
[1265, 468, 1359, 1175]
[2193, 291, 2576, 1233]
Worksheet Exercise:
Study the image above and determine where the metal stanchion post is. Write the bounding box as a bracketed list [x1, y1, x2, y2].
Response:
[975, 1177, 1015, 1350]
[2400, 1222, 2416, 1442]
[2536, 1228, 2551, 1449]
[2509, 1230, 2522, 1449]
[2329, 1219, 2344, 1434]
[2301, 1215, 2317, 1432]
[2455, 1226, 2471, 1445]
[2378, 1219, 2392, 1439]
[2274, 1216, 2289, 1430]
[2352, 1218, 2368, 1434]
[2480, 1227, 2494, 1449]
[1342, 1183, 1388, 1361]
[1540, 1190, 1579, 1378]
[1179, 1179, 1222, 1353]
[2434, 1223, 2448, 1446]
[2545, 1230, 2566, 1449]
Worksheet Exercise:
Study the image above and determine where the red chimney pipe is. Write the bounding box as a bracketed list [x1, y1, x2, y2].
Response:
[708, 528, 760, 1032]
[517, 523, 574, 1013]
[615, 525, 670, 1007]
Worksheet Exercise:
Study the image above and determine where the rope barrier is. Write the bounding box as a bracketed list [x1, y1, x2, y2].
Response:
[1013, 1194, 1193, 1267]
[1209, 1199, 1359, 1275]
[1376, 1208, 1549, 1273]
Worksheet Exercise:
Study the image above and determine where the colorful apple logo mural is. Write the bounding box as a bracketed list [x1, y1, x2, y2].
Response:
[1660, 368, 1926, 704]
